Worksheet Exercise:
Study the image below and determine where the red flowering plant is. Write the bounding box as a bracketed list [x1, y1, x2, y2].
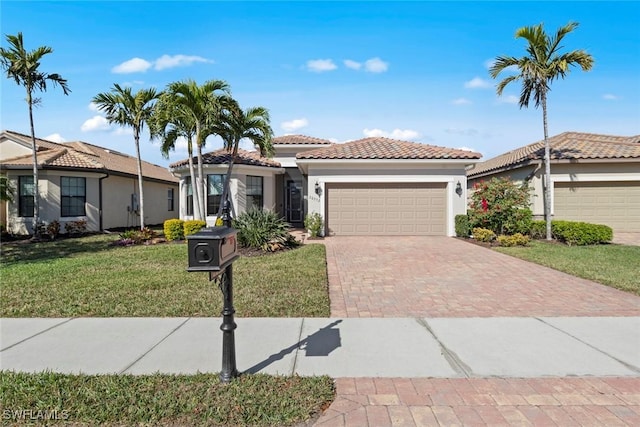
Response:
[468, 177, 533, 235]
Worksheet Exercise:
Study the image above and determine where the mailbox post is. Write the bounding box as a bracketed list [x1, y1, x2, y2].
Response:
[187, 199, 239, 383]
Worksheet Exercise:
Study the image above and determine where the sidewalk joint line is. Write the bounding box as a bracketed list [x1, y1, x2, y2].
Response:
[119, 317, 192, 374]
[535, 317, 640, 374]
[290, 318, 305, 375]
[416, 318, 473, 378]
[1, 318, 74, 352]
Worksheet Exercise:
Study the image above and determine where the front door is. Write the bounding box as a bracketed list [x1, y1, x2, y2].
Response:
[286, 181, 303, 224]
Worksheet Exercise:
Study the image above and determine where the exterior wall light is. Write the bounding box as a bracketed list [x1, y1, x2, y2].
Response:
[455, 181, 463, 196]
[315, 181, 322, 196]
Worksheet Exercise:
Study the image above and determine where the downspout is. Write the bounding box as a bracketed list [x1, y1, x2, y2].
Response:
[99, 172, 109, 232]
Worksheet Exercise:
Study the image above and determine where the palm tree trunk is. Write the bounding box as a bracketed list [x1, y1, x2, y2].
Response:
[134, 131, 145, 230]
[196, 146, 206, 221]
[542, 91, 552, 241]
[187, 154, 201, 220]
[27, 91, 40, 238]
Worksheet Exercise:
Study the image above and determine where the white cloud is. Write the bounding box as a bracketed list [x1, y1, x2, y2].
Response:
[154, 54, 212, 70]
[88, 102, 100, 112]
[364, 57, 388, 73]
[498, 95, 519, 104]
[457, 146, 477, 152]
[451, 98, 472, 105]
[281, 118, 309, 132]
[45, 133, 66, 143]
[344, 59, 362, 70]
[81, 115, 110, 132]
[111, 57, 152, 74]
[464, 77, 491, 89]
[363, 128, 420, 140]
[306, 59, 337, 72]
[603, 93, 620, 100]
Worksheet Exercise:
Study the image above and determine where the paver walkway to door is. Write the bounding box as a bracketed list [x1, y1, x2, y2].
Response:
[324, 236, 640, 318]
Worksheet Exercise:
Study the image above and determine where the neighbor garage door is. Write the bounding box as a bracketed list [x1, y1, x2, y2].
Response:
[326, 183, 447, 235]
[554, 181, 640, 232]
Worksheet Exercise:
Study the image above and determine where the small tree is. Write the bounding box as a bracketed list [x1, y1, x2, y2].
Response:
[0, 176, 15, 202]
[468, 177, 533, 235]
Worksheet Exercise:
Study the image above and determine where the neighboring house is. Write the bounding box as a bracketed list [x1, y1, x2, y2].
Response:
[0, 130, 179, 234]
[170, 135, 482, 236]
[467, 132, 640, 233]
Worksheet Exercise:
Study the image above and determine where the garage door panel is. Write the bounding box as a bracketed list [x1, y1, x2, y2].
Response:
[327, 182, 447, 236]
[554, 181, 640, 232]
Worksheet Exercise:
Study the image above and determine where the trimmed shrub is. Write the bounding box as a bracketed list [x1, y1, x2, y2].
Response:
[164, 219, 184, 241]
[64, 219, 88, 236]
[552, 220, 613, 246]
[304, 212, 323, 238]
[455, 214, 470, 237]
[497, 233, 530, 247]
[232, 208, 298, 251]
[183, 220, 206, 237]
[529, 220, 547, 239]
[472, 227, 496, 243]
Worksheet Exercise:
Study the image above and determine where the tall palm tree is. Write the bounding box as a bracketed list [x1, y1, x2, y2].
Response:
[212, 97, 274, 219]
[1, 32, 70, 237]
[162, 79, 229, 220]
[149, 92, 202, 219]
[92, 84, 158, 229]
[490, 21, 594, 240]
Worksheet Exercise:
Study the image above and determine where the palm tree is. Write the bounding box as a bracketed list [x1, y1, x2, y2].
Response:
[161, 79, 229, 220]
[490, 21, 594, 240]
[149, 92, 202, 219]
[92, 84, 158, 229]
[0, 32, 70, 237]
[212, 97, 274, 219]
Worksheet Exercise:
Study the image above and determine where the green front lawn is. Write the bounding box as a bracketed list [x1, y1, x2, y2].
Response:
[1, 234, 330, 317]
[495, 241, 640, 295]
[0, 371, 334, 426]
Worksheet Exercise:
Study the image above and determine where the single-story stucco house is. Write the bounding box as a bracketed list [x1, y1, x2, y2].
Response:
[169, 135, 482, 236]
[1, 130, 179, 234]
[466, 132, 640, 233]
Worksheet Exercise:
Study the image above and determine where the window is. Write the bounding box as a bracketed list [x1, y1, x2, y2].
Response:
[18, 176, 34, 217]
[61, 177, 86, 217]
[168, 188, 174, 211]
[207, 174, 225, 216]
[246, 176, 263, 210]
[185, 177, 193, 216]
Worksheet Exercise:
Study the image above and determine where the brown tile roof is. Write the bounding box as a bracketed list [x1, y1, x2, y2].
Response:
[1, 130, 178, 183]
[169, 148, 281, 169]
[272, 134, 333, 145]
[296, 137, 482, 160]
[468, 132, 640, 178]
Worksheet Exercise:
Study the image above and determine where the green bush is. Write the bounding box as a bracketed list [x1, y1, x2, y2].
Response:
[184, 220, 206, 237]
[232, 208, 297, 251]
[497, 233, 530, 247]
[468, 177, 533, 235]
[472, 227, 496, 243]
[552, 220, 613, 246]
[164, 219, 184, 241]
[455, 214, 470, 237]
[529, 220, 546, 239]
[304, 212, 323, 238]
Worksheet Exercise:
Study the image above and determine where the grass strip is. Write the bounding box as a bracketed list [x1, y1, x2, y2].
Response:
[1, 235, 330, 317]
[0, 371, 335, 426]
[495, 241, 640, 295]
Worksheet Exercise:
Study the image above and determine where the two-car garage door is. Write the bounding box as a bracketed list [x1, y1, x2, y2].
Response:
[326, 183, 447, 235]
[554, 181, 640, 232]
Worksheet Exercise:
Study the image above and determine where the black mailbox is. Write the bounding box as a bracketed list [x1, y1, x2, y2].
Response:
[187, 226, 239, 272]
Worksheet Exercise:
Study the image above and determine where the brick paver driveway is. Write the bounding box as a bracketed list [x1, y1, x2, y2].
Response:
[324, 236, 640, 318]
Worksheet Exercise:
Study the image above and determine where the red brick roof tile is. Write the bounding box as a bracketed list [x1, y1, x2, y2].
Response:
[272, 135, 333, 145]
[169, 148, 281, 169]
[296, 137, 482, 160]
[468, 132, 640, 178]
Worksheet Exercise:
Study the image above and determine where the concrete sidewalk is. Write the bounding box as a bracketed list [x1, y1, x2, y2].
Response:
[2, 317, 639, 377]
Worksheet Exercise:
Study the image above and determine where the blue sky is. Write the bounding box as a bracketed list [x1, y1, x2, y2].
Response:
[2, 1, 639, 168]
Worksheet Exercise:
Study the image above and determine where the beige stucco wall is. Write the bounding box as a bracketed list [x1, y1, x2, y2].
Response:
[0, 138, 31, 161]
[304, 162, 472, 237]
